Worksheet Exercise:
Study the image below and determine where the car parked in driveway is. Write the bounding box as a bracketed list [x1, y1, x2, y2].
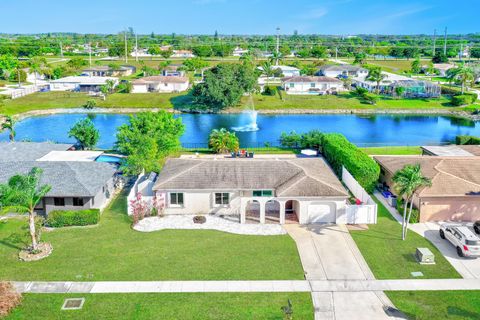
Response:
[439, 224, 480, 258]
[474, 221, 480, 235]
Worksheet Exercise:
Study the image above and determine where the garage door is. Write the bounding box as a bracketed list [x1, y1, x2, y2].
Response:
[308, 203, 335, 223]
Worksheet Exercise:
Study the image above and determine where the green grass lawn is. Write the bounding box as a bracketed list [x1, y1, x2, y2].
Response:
[6, 292, 313, 320]
[0, 194, 304, 281]
[2, 90, 473, 116]
[360, 146, 422, 155]
[386, 291, 480, 320]
[349, 195, 460, 279]
[342, 59, 431, 74]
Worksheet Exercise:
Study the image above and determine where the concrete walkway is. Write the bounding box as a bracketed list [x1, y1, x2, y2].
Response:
[374, 191, 480, 279]
[14, 279, 480, 294]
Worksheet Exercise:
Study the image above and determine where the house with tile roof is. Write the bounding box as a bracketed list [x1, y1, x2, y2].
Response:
[374, 156, 480, 222]
[152, 157, 350, 224]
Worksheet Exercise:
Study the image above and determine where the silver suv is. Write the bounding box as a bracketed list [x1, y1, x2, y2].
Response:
[439, 224, 480, 258]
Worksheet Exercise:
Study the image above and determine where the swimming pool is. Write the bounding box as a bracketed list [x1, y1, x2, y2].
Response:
[95, 155, 123, 164]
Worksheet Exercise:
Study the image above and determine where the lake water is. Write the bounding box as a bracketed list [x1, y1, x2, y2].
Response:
[1, 113, 479, 149]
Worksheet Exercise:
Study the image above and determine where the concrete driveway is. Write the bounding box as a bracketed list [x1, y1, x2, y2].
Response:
[409, 222, 480, 279]
[285, 224, 404, 320]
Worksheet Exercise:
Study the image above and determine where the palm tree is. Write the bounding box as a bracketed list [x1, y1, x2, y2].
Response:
[270, 51, 284, 66]
[0, 168, 51, 251]
[1, 116, 16, 141]
[261, 61, 274, 87]
[392, 164, 432, 240]
[105, 79, 116, 93]
[208, 128, 239, 154]
[447, 64, 475, 94]
[366, 67, 387, 94]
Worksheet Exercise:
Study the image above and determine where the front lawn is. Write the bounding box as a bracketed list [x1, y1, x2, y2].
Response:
[386, 291, 480, 320]
[0, 194, 304, 281]
[349, 195, 460, 279]
[7, 292, 314, 320]
[360, 146, 422, 155]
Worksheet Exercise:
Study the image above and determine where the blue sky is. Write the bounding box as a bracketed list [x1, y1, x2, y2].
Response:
[0, 0, 478, 35]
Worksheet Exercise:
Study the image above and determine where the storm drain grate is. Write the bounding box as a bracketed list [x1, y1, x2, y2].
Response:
[61, 298, 85, 310]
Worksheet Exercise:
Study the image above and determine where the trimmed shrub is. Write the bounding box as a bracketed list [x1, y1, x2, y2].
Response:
[451, 95, 473, 106]
[456, 135, 480, 145]
[363, 93, 379, 105]
[262, 85, 278, 96]
[46, 209, 100, 227]
[321, 133, 380, 192]
[193, 216, 206, 224]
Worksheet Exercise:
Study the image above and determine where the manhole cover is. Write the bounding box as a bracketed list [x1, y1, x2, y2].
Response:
[62, 298, 85, 310]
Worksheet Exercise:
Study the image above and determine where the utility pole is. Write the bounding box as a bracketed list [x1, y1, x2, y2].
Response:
[432, 29, 436, 56]
[135, 33, 138, 62]
[443, 27, 447, 55]
[60, 41, 64, 58]
[335, 46, 338, 61]
[124, 30, 128, 63]
[275, 27, 280, 65]
[88, 42, 92, 66]
[459, 43, 463, 62]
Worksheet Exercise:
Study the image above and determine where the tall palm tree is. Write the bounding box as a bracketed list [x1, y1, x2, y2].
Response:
[270, 51, 284, 66]
[1, 116, 16, 141]
[392, 164, 432, 240]
[447, 64, 475, 94]
[366, 67, 387, 94]
[0, 168, 51, 251]
[208, 128, 239, 154]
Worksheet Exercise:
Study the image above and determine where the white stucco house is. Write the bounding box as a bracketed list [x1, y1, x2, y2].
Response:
[282, 76, 343, 95]
[257, 65, 300, 77]
[132, 76, 189, 93]
[49, 76, 118, 92]
[316, 65, 368, 78]
[151, 157, 350, 225]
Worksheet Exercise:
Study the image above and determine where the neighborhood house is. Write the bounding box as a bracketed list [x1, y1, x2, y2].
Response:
[49, 76, 118, 92]
[258, 65, 300, 77]
[0, 142, 120, 215]
[375, 155, 480, 222]
[151, 157, 350, 224]
[316, 64, 368, 78]
[282, 76, 343, 95]
[82, 65, 136, 77]
[132, 76, 190, 93]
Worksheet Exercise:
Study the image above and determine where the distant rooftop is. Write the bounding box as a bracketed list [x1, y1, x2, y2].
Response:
[37, 151, 103, 162]
[50, 76, 118, 85]
[422, 145, 480, 157]
[0, 142, 73, 161]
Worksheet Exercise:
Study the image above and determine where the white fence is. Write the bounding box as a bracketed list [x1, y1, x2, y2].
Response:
[342, 166, 378, 224]
[127, 172, 157, 215]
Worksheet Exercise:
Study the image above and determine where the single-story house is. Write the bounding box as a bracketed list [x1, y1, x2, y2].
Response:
[282, 76, 343, 95]
[0, 142, 119, 215]
[421, 145, 480, 157]
[172, 50, 195, 58]
[421, 63, 456, 77]
[161, 64, 185, 77]
[258, 65, 300, 77]
[152, 157, 349, 224]
[316, 65, 368, 78]
[132, 76, 189, 93]
[353, 73, 441, 98]
[49, 76, 118, 92]
[232, 47, 249, 57]
[82, 65, 136, 77]
[375, 156, 480, 222]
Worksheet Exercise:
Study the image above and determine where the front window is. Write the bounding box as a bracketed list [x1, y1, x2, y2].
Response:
[289, 83, 295, 88]
[310, 83, 316, 88]
[215, 193, 230, 205]
[170, 193, 184, 206]
[54, 198, 65, 206]
[253, 190, 273, 197]
[72, 197, 84, 206]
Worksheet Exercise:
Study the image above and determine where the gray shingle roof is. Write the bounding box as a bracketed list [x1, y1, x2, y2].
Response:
[0, 161, 117, 197]
[0, 142, 73, 161]
[153, 158, 348, 198]
[318, 65, 367, 72]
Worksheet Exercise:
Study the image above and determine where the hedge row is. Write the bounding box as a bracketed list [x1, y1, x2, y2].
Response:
[321, 133, 380, 192]
[456, 135, 480, 145]
[46, 209, 100, 227]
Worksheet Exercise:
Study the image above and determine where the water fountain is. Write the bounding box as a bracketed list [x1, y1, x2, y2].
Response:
[231, 95, 259, 132]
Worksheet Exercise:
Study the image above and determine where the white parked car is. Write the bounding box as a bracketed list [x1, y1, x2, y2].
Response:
[439, 224, 480, 258]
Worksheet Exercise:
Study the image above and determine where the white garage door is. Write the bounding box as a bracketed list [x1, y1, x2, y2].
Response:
[308, 204, 335, 223]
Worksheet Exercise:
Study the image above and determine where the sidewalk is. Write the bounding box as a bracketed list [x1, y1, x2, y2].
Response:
[14, 278, 480, 294]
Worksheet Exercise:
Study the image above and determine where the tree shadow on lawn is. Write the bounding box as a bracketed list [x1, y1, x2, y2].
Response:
[169, 92, 197, 112]
[447, 306, 480, 319]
